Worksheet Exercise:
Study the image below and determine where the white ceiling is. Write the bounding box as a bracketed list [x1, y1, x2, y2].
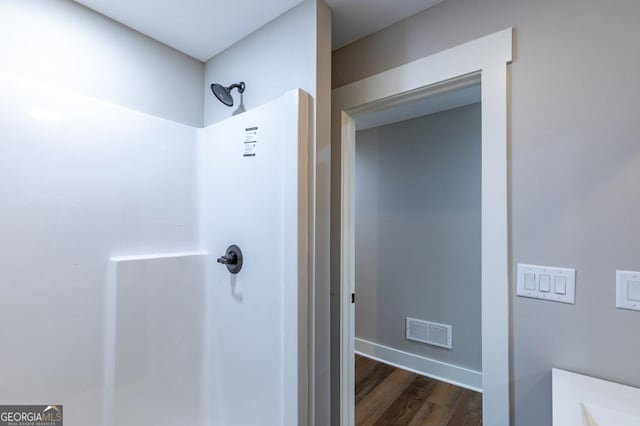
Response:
[74, 0, 305, 61]
[74, 0, 445, 62]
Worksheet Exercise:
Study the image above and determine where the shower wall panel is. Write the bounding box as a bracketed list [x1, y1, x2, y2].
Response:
[197, 89, 310, 426]
[0, 73, 197, 426]
[107, 253, 206, 426]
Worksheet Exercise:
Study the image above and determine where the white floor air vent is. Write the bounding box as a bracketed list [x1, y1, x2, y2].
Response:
[406, 317, 452, 349]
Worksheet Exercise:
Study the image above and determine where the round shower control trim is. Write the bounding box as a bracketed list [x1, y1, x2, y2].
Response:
[216, 244, 243, 274]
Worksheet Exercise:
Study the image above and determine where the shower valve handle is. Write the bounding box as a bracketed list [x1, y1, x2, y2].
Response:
[217, 253, 237, 265]
[216, 245, 243, 274]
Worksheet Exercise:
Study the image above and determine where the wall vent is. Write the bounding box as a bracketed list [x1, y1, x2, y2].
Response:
[406, 317, 452, 349]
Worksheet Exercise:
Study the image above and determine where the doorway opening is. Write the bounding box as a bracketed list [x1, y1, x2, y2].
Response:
[333, 28, 512, 426]
[353, 82, 482, 425]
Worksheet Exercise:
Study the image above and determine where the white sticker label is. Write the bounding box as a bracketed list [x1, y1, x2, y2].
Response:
[244, 127, 258, 157]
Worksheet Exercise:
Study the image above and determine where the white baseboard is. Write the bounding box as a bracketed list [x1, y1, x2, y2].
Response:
[355, 338, 482, 392]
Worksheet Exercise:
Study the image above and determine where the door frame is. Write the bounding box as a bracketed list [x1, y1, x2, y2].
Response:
[333, 28, 513, 425]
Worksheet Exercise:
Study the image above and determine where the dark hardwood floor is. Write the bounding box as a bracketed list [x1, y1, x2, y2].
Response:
[355, 354, 482, 426]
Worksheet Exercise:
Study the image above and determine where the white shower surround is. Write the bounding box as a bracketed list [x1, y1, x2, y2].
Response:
[0, 73, 197, 425]
[198, 90, 311, 426]
[0, 73, 311, 426]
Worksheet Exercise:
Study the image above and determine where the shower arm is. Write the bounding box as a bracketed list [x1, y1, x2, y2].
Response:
[228, 82, 245, 94]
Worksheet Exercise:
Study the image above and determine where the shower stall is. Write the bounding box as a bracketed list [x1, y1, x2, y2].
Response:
[0, 72, 311, 426]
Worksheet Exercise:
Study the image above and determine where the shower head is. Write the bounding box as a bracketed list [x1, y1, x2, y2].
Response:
[210, 81, 245, 107]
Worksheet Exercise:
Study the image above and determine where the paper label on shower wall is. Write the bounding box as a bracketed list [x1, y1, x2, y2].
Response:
[243, 126, 258, 157]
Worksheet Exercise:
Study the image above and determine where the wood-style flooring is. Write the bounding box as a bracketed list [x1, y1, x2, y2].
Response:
[355, 355, 482, 426]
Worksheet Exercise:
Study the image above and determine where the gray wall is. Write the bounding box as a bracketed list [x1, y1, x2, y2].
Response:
[203, 0, 317, 126]
[332, 0, 640, 425]
[0, 0, 204, 127]
[355, 104, 482, 372]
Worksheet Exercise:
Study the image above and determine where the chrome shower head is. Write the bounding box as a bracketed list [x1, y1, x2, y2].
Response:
[210, 81, 245, 107]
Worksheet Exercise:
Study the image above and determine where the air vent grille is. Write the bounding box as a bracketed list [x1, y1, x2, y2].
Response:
[406, 317, 452, 349]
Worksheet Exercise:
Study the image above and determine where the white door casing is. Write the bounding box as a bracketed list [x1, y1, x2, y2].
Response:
[332, 28, 513, 426]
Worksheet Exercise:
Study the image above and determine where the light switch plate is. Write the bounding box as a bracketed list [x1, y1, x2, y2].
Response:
[616, 270, 640, 312]
[517, 263, 576, 304]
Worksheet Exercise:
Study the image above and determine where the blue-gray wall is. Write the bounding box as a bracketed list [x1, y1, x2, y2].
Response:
[355, 104, 482, 372]
[0, 0, 204, 127]
[203, 0, 318, 126]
